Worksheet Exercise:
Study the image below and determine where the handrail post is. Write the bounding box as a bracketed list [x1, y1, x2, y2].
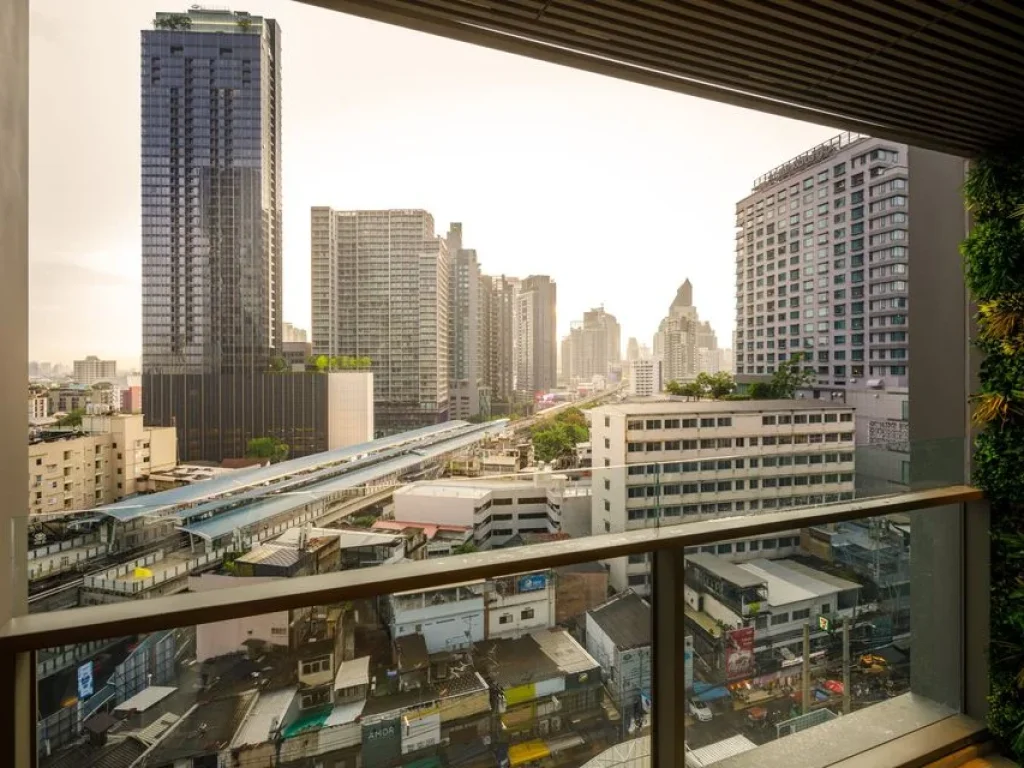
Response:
[653, 548, 687, 767]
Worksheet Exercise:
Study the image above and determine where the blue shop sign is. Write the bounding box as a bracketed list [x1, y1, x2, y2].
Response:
[518, 573, 547, 593]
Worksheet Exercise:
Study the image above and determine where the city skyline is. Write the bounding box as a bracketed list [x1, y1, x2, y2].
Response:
[27, 0, 840, 367]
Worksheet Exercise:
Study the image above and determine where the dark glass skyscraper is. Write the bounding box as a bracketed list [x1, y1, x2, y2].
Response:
[141, 7, 281, 374]
[141, 8, 288, 462]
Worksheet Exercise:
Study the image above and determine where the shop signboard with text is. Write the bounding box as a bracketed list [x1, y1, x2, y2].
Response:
[725, 626, 756, 680]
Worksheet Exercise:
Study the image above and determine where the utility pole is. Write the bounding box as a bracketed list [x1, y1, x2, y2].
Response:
[842, 617, 851, 715]
[802, 623, 811, 715]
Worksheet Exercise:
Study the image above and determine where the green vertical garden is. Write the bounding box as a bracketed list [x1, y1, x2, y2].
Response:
[962, 147, 1024, 759]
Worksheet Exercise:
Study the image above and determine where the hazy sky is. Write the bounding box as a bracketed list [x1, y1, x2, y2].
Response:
[29, 0, 838, 368]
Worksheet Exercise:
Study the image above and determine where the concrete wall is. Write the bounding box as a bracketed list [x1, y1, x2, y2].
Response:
[392, 488, 477, 528]
[190, 574, 290, 661]
[327, 371, 374, 449]
[391, 602, 485, 654]
[487, 580, 555, 639]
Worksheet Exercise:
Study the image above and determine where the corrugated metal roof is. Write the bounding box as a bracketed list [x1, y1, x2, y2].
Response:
[230, 687, 296, 748]
[113, 685, 176, 714]
[236, 544, 302, 569]
[687, 734, 758, 766]
[334, 655, 371, 690]
[588, 592, 651, 650]
[531, 629, 601, 675]
[300, 0, 1024, 156]
[687, 552, 767, 589]
[736, 558, 860, 607]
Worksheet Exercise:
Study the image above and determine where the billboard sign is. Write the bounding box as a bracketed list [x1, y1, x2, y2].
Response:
[684, 635, 694, 690]
[77, 661, 94, 699]
[517, 573, 547, 593]
[361, 716, 401, 766]
[725, 626, 756, 680]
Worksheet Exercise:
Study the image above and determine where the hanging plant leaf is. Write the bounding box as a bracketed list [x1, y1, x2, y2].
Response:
[971, 391, 1024, 425]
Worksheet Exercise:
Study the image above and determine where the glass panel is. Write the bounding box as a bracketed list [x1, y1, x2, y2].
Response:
[32, 555, 649, 768]
[681, 506, 960, 761]
[20, 434, 963, 617]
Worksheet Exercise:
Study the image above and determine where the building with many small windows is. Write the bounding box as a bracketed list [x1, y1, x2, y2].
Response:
[589, 399, 856, 594]
[391, 472, 590, 549]
[734, 133, 909, 391]
[28, 414, 177, 514]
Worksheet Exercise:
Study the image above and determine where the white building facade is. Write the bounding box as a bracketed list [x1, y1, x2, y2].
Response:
[391, 473, 589, 549]
[590, 399, 856, 594]
[628, 360, 663, 397]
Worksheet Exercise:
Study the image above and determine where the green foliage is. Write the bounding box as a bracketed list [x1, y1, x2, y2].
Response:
[307, 354, 372, 372]
[531, 407, 589, 463]
[962, 219, 1024, 301]
[666, 374, 735, 400]
[55, 408, 85, 428]
[453, 542, 477, 555]
[696, 371, 736, 399]
[348, 515, 377, 529]
[745, 353, 813, 400]
[245, 436, 290, 464]
[963, 145, 1024, 761]
[269, 355, 288, 372]
[154, 14, 192, 30]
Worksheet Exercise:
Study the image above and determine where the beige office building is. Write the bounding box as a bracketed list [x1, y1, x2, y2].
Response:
[73, 356, 117, 385]
[28, 414, 177, 515]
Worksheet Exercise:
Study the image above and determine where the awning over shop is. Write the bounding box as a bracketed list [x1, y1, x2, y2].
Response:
[693, 684, 731, 703]
[509, 739, 550, 766]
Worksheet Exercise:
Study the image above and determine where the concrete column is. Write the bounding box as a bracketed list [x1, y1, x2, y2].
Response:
[1, 1, 30, 763]
[907, 147, 976, 713]
[1, 0, 29, 621]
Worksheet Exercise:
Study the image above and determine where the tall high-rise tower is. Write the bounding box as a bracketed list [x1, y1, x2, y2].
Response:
[141, 8, 312, 463]
[311, 208, 450, 434]
[141, 8, 281, 374]
[515, 276, 557, 393]
[734, 133, 909, 389]
[446, 224, 489, 419]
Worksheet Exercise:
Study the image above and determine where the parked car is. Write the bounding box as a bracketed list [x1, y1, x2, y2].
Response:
[689, 699, 713, 722]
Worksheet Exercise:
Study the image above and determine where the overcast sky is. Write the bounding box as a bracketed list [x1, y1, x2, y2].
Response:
[28, 0, 838, 368]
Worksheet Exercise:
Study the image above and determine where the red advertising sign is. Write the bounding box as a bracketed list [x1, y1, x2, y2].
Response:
[725, 626, 756, 680]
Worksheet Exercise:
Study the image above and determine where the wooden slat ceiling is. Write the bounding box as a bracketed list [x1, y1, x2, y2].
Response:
[300, 0, 1024, 156]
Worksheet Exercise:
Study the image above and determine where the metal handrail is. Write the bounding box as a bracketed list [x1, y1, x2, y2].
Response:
[0, 485, 980, 653]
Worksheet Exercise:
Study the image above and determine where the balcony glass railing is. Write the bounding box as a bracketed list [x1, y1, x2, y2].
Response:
[2, 437, 979, 767]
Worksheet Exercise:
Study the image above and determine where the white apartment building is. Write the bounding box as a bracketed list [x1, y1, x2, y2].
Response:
[629, 360, 663, 397]
[28, 414, 177, 514]
[28, 395, 49, 421]
[73, 356, 117, 385]
[282, 322, 308, 343]
[391, 472, 589, 549]
[590, 399, 855, 594]
[388, 570, 554, 652]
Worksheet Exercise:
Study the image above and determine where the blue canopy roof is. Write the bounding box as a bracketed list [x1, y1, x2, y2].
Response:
[100, 421, 478, 522]
[178, 422, 508, 541]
